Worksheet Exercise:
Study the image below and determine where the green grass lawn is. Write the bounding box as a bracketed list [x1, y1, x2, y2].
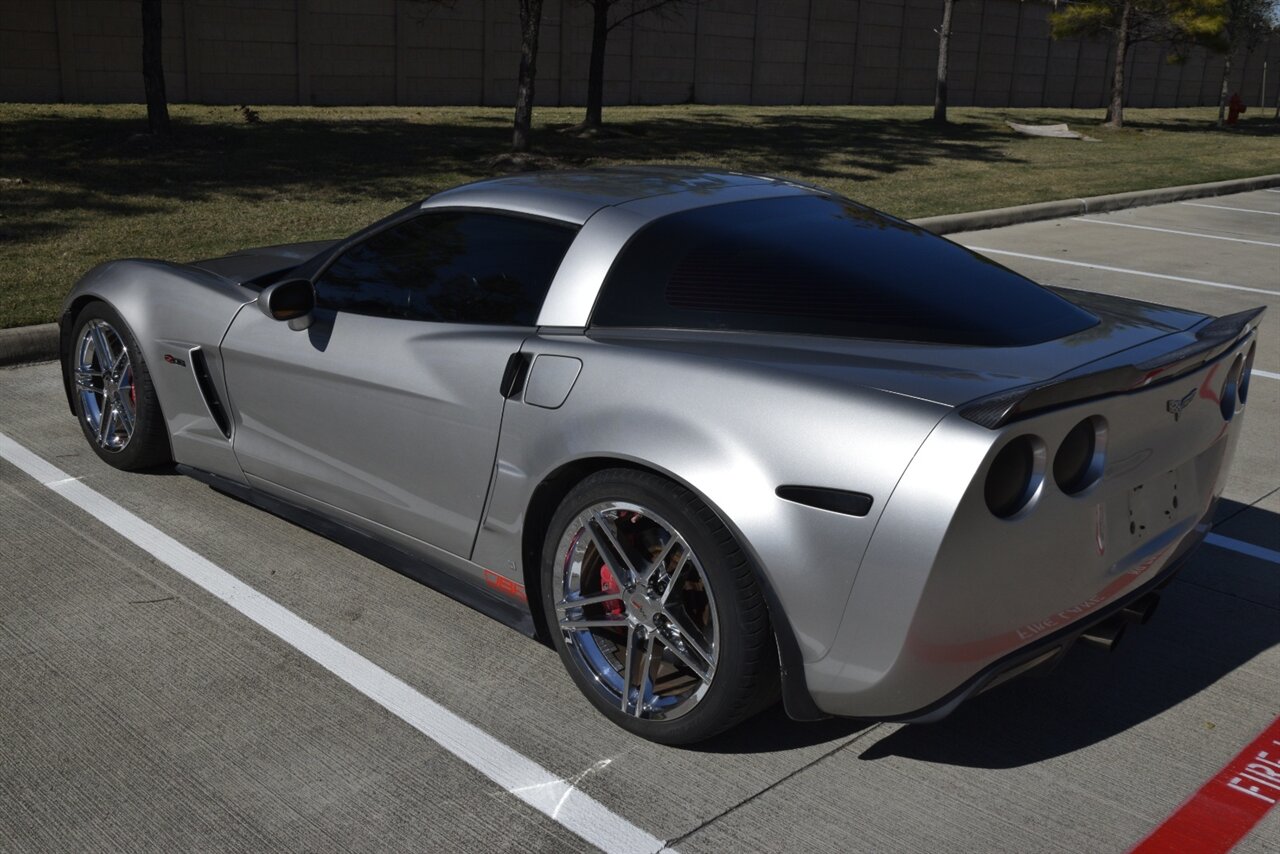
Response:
[1, 102, 1277, 329]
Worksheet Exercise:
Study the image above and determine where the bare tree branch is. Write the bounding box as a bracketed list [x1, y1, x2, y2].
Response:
[606, 0, 700, 32]
[566, 0, 700, 129]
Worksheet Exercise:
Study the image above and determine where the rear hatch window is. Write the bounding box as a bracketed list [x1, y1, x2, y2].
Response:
[591, 195, 1098, 346]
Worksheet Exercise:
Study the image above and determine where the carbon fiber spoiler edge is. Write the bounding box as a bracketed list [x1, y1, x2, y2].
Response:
[959, 306, 1267, 429]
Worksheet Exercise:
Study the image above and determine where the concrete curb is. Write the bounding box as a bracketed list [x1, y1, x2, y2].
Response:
[910, 173, 1280, 235]
[2, 173, 1278, 368]
[0, 323, 59, 368]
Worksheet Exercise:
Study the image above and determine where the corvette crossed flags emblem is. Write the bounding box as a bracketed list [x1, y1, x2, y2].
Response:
[1166, 388, 1196, 421]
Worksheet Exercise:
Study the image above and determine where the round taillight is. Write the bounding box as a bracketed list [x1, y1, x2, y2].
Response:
[1220, 354, 1244, 421]
[985, 435, 1044, 518]
[1239, 343, 1256, 406]
[1054, 416, 1107, 496]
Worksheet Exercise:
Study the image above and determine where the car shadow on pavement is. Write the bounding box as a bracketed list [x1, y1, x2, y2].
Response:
[692, 702, 871, 754]
[120, 461, 183, 477]
[857, 499, 1280, 768]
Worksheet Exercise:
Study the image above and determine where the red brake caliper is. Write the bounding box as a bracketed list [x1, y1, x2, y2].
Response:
[599, 564, 625, 618]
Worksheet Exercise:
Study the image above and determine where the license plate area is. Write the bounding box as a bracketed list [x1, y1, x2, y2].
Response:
[1127, 467, 1185, 543]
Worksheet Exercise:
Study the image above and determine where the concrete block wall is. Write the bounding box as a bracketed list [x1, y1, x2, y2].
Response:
[0, 0, 61, 101]
[400, 1, 484, 105]
[192, 0, 295, 104]
[632, 7, 697, 105]
[750, 0, 808, 105]
[896, 0, 940, 104]
[2, 0, 1278, 110]
[804, 0, 859, 105]
[5, 0, 191, 103]
[304, 1, 394, 105]
[694, 1, 755, 104]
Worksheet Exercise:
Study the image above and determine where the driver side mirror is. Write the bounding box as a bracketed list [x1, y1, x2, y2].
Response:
[259, 278, 316, 331]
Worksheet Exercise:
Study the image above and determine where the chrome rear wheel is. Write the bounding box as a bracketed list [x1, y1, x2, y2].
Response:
[542, 469, 779, 744]
[553, 501, 720, 721]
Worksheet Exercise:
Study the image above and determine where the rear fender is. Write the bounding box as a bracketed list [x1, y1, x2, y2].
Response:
[472, 333, 948, 664]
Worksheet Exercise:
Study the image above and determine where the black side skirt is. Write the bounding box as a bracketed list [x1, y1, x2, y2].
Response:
[176, 464, 538, 639]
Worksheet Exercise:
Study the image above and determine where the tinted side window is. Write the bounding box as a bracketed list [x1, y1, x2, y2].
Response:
[592, 195, 1097, 346]
[316, 211, 577, 325]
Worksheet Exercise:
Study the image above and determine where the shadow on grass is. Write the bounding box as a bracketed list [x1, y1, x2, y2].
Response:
[2, 110, 1020, 243]
[603, 113, 1020, 182]
[2, 112, 504, 242]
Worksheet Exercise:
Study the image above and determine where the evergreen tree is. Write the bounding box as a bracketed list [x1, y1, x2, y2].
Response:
[1051, 0, 1228, 127]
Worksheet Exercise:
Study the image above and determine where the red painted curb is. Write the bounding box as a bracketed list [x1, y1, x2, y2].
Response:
[1130, 715, 1280, 853]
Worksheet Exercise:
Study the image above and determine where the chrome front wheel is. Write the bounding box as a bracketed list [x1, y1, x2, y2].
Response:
[74, 319, 136, 452]
[67, 302, 171, 471]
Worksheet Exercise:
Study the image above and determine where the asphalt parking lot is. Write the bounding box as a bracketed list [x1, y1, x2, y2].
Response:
[2, 189, 1278, 853]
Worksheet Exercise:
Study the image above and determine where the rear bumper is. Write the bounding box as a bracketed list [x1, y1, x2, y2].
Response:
[876, 506, 1209, 724]
[801, 324, 1255, 720]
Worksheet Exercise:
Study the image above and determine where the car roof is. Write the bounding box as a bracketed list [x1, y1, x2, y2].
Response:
[419, 166, 822, 224]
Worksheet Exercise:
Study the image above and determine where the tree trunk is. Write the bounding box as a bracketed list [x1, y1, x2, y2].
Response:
[512, 0, 544, 153]
[1216, 52, 1232, 128]
[933, 0, 954, 123]
[583, 0, 610, 128]
[1106, 0, 1131, 129]
[141, 0, 170, 136]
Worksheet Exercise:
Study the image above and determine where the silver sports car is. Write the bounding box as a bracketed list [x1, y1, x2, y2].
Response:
[60, 168, 1263, 744]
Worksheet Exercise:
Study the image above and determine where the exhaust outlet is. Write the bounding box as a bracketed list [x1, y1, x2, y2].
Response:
[1080, 616, 1127, 653]
[1121, 592, 1161, 625]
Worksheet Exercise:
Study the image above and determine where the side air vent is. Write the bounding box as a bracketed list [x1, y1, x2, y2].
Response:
[190, 347, 232, 438]
[776, 485, 874, 517]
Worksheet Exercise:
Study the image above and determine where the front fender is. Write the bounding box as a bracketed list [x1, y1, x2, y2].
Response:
[60, 259, 254, 482]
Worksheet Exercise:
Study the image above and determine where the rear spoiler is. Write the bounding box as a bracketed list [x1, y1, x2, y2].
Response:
[959, 306, 1266, 429]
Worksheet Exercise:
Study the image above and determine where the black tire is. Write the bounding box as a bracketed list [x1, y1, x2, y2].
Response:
[67, 301, 171, 471]
[541, 468, 779, 745]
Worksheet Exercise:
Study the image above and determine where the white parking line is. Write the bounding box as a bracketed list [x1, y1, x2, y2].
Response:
[1070, 218, 1280, 248]
[965, 248, 1280, 297]
[1254, 368, 1280, 381]
[0, 432, 673, 854]
[1206, 533, 1280, 565]
[1179, 202, 1280, 216]
[1265, 189, 1280, 193]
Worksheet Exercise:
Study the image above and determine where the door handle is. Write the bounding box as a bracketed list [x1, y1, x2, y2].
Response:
[500, 352, 532, 399]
